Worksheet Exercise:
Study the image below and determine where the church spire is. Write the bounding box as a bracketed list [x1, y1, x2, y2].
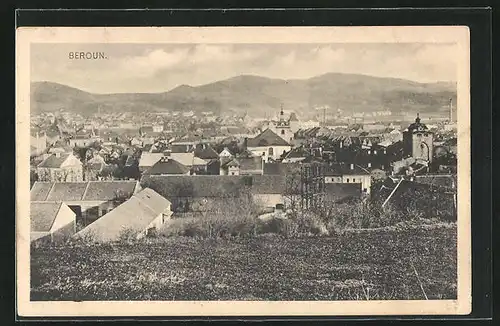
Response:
[415, 113, 421, 124]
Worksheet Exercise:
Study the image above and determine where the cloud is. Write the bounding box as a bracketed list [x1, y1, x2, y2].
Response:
[31, 43, 459, 93]
[119, 48, 188, 78]
[115, 45, 265, 79]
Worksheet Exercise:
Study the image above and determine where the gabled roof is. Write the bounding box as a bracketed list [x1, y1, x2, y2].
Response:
[220, 157, 233, 167]
[83, 181, 139, 201]
[247, 129, 290, 147]
[169, 152, 207, 167]
[74, 188, 171, 243]
[37, 153, 73, 168]
[139, 152, 164, 168]
[47, 182, 88, 201]
[144, 158, 190, 175]
[221, 159, 240, 168]
[30, 181, 140, 202]
[283, 147, 308, 159]
[218, 147, 234, 156]
[31, 202, 64, 232]
[194, 145, 219, 160]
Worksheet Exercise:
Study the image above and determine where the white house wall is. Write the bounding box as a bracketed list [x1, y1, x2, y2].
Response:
[341, 175, 372, 194]
[50, 204, 76, 235]
[248, 145, 291, 162]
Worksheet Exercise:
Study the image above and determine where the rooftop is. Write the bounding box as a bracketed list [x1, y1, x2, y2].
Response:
[247, 128, 290, 147]
[74, 188, 171, 243]
[144, 157, 190, 176]
[31, 202, 64, 232]
[37, 153, 73, 168]
[30, 180, 140, 202]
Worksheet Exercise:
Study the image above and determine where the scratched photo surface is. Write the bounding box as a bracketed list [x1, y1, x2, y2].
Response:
[17, 27, 471, 317]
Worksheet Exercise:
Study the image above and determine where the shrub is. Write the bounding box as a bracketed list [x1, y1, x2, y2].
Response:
[118, 227, 137, 244]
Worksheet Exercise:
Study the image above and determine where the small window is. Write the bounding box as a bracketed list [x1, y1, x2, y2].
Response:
[268, 147, 274, 156]
[353, 178, 356, 182]
[281, 130, 285, 135]
[374, 150, 377, 155]
[346, 178, 350, 183]
[367, 162, 372, 168]
[368, 150, 371, 154]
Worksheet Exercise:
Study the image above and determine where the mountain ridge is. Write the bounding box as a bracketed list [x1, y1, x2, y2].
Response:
[30, 73, 457, 118]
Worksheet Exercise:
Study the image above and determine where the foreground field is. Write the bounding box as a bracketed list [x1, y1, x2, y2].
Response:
[31, 224, 457, 301]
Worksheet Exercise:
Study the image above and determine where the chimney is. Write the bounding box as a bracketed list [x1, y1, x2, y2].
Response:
[350, 163, 354, 170]
[243, 137, 248, 149]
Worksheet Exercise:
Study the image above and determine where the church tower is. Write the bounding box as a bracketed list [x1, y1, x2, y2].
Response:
[270, 103, 293, 143]
[403, 114, 434, 163]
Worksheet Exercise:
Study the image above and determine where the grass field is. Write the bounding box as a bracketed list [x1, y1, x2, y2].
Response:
[31, 223, 457, 301]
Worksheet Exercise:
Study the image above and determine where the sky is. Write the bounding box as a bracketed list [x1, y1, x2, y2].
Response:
[31, 43, 458, 94]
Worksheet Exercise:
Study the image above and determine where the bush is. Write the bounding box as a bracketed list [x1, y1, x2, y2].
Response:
[161, 213, 259, 239]
[118, 228, 137, 244]
[159, 193, 451, 239]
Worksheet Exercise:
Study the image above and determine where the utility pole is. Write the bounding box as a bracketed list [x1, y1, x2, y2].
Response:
[300, 162, 325, 211]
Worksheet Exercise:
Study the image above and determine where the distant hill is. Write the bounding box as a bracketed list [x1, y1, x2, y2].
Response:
[30, 73, 457, 118]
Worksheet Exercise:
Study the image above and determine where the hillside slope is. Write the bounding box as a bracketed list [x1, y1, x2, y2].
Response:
[30, 73, 456, 117]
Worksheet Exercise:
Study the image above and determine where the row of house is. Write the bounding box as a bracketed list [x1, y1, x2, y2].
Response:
[31, 170, 456, 244]
[31, 187, 172, 244]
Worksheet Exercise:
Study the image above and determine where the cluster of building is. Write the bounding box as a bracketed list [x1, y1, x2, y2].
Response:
[29, 106, 458, 244]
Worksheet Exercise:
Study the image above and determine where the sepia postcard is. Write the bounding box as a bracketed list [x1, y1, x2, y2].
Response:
[16, 26, 471, 317]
